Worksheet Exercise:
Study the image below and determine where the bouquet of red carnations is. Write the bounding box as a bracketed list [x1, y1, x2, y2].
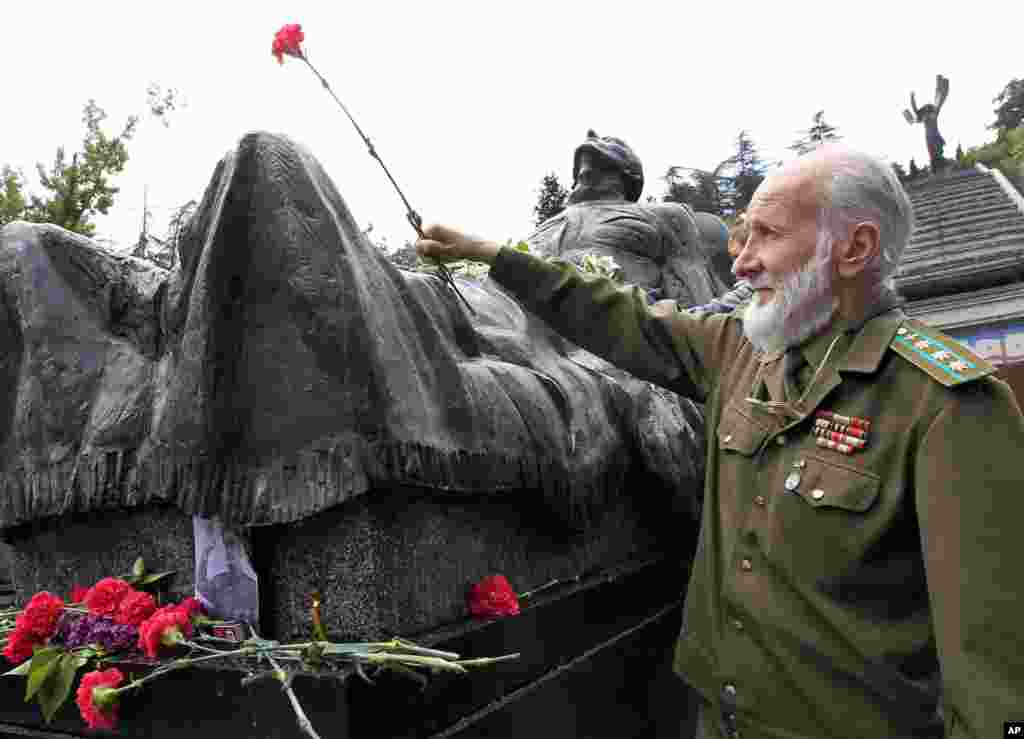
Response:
[1, 559, 518, 737]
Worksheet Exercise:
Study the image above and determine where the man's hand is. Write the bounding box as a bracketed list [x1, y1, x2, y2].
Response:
[416, 223, 501, 264]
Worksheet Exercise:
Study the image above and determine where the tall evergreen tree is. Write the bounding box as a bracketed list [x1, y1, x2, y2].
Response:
[730, 130, 767, 213]
[532, 172, 569, 226]
[789, 111, 842, 155]
[24, 100, 139, 237]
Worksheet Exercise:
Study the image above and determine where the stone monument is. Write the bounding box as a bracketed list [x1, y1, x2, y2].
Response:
[0, 131, 725, 641]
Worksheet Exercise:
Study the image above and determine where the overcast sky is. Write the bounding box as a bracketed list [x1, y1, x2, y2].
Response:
[4, 2, 1022, 253]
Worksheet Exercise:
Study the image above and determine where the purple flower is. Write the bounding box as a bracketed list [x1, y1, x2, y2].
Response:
[55, 613, 138, 652]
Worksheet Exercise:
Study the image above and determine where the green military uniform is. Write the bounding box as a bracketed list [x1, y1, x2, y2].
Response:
[489, 247, 1024, 739]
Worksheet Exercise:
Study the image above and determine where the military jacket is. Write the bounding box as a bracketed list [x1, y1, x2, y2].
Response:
[490, 247, 1024, 739]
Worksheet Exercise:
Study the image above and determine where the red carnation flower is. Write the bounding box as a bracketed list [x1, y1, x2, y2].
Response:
[83, 578, 133, 618]
[271, 23, 304, 64]
[114, 590, 157, 627]
[177, 596, 205, 621]
[468, 575, 521, 618]
[20, 591, 65, 640]
[2, 628, 38, 665]
[76, 668, 124, 730]
[69, 585, 89, 603]
[137, 606, 193, 658]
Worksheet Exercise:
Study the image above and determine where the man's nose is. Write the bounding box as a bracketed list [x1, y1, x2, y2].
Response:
[732, 242, 759, 282]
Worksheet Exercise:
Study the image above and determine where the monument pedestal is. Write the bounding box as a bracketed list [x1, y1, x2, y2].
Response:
[3, 478, 694, 643]
[2, 506, 195, 605]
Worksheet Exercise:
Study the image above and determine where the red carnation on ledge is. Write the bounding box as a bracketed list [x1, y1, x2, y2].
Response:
[177, 596, 205, 622]
[2, 628, 38, 665]
[19, 591, 65, 640]
[138, 605, 194, 658]
[69, 585, 89, 604]
[115, 590, 157, 627]
[271, 23, 304, 64]
[83, 578, 133, 618]
[468, 575, 521, 618]
[76, 668, 125, 730]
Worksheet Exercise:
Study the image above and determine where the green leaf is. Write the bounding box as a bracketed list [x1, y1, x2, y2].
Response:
[37, 652, 87, 724]
[25, 647, 64, 702]
[132, 557, 146, 577]
[137, 570, 176, 587]
[3, 660, 32, 677]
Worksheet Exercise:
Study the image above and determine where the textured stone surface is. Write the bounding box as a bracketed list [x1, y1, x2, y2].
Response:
[261, 483, 694, 641]
[4, 506, 195, 604]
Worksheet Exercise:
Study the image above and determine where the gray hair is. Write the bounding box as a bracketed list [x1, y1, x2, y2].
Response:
[811, 145, 915, 291]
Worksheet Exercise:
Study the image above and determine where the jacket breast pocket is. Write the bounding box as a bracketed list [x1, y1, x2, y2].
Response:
[718, 402, 769, 456]
[765, 454, 883, 582]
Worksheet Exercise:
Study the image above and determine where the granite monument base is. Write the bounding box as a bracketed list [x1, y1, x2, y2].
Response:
[2, 505, 196, 605]
[2, 478, 694, 644]
[260, 481, 692, 641]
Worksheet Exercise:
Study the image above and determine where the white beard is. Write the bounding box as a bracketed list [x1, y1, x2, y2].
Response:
[742, 230, 838, 353]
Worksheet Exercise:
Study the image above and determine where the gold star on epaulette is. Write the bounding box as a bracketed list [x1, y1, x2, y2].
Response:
[891, 320, 996, 386]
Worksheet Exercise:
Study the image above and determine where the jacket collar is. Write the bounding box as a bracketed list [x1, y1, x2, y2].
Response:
[798, 296, 907, 377]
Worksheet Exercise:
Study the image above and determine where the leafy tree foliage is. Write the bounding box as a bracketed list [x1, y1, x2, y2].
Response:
[0, 101, 138, 236]
[532, 172, 569, 226]
[0, 166, 28, 227]
[990, 78, 1024, 133]
[962, 126, 1024, 181]
[789, 111, 842, 155]
[28, 101, 139, 236]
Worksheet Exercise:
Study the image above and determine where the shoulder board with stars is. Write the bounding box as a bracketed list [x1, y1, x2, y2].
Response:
[890, 319, 996, 387]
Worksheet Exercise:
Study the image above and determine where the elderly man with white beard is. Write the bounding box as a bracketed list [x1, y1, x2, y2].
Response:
[417, 144, 1024, 738]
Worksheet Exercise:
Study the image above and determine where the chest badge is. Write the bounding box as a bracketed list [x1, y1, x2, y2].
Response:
[812, 410, 871, 456]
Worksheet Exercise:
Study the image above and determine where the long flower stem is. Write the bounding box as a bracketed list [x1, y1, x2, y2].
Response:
[266, 653, 322, 739]
[298, 54, 476, 316]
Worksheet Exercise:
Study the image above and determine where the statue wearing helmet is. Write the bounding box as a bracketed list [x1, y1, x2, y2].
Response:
[528, 130, 730, 307]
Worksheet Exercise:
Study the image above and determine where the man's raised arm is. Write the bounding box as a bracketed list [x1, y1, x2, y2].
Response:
[416, 223, 737, 402]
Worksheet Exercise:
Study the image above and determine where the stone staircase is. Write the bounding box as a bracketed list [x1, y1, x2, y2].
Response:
[895, 167, 1024, 300]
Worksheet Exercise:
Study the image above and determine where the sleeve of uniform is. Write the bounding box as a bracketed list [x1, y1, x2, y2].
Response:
[489, 246, 734, 402]
[915, 377, 1024, 737]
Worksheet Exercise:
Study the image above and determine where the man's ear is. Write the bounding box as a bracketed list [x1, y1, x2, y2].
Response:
[835, 222, 880, 279]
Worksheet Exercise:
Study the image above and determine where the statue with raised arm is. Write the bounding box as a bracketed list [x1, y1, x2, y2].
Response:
[904, 74, 950, 172]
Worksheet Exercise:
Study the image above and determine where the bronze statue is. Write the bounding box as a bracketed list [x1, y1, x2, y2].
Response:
[0, 131, 722, 533]
[904, 75, 950, 172]
[526, 130, 731, 304]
